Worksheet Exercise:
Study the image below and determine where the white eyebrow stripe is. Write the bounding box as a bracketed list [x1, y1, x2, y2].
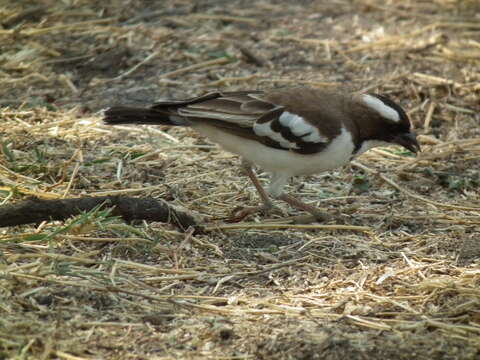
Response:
[362, 94, 400, 123]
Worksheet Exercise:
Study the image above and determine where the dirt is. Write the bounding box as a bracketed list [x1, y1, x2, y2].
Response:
[1, 0, 480, 359]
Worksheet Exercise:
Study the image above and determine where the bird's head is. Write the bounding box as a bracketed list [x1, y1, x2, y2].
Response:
[354, 93, 421, 155]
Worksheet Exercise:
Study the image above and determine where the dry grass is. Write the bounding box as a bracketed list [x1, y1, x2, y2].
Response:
[1, 0, 480, 359]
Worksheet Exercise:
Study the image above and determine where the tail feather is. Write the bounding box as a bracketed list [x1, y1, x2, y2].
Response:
[103, 106, 186, 126]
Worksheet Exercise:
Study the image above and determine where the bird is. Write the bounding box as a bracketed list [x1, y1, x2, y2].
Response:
[103, 87, 420, 221]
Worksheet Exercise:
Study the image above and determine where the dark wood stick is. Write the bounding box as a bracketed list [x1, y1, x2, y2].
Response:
[0, 196, 199, 231]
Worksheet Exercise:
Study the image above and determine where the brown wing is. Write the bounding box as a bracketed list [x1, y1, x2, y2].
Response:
[152, 89, 334, 154]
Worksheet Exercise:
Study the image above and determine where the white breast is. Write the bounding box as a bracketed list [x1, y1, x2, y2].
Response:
[193, 124, 355, 177]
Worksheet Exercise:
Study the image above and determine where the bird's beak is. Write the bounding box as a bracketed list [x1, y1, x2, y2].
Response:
[394, 131, 421, 154]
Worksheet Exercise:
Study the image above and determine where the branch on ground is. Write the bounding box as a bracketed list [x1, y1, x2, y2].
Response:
[0, 196, 199, 231]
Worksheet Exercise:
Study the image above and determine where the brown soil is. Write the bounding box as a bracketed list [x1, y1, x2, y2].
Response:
[1, 0, 480, 359]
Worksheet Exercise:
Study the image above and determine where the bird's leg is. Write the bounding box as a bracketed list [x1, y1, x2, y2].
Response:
[277, 193, 331, 222]
[267, 174, 330, 222]
[230, 164, 330, 222]
[242, 162, 274, 210]
[228, 162, 278, 221]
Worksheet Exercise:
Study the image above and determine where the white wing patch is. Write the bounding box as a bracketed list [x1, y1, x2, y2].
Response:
[280, 112, 328, 142]
[362, 94, 400, 123]
[301, 127, 325, 143]
[253, 121, 299, 149]
[279, 112, 310, 136]
[253, 111, 328, 150]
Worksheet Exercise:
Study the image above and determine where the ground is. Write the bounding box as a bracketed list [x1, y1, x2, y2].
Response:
[1, 0, 480, 359]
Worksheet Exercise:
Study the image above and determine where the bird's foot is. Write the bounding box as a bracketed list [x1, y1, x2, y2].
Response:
[278, 193, 332, 223]
[306, 208, 332, 223]
[227, 201, 285, 222]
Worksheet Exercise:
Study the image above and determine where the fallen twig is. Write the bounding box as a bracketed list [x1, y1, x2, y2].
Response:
[204, 223, 371, 232]
[0, 196, 199, 231]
